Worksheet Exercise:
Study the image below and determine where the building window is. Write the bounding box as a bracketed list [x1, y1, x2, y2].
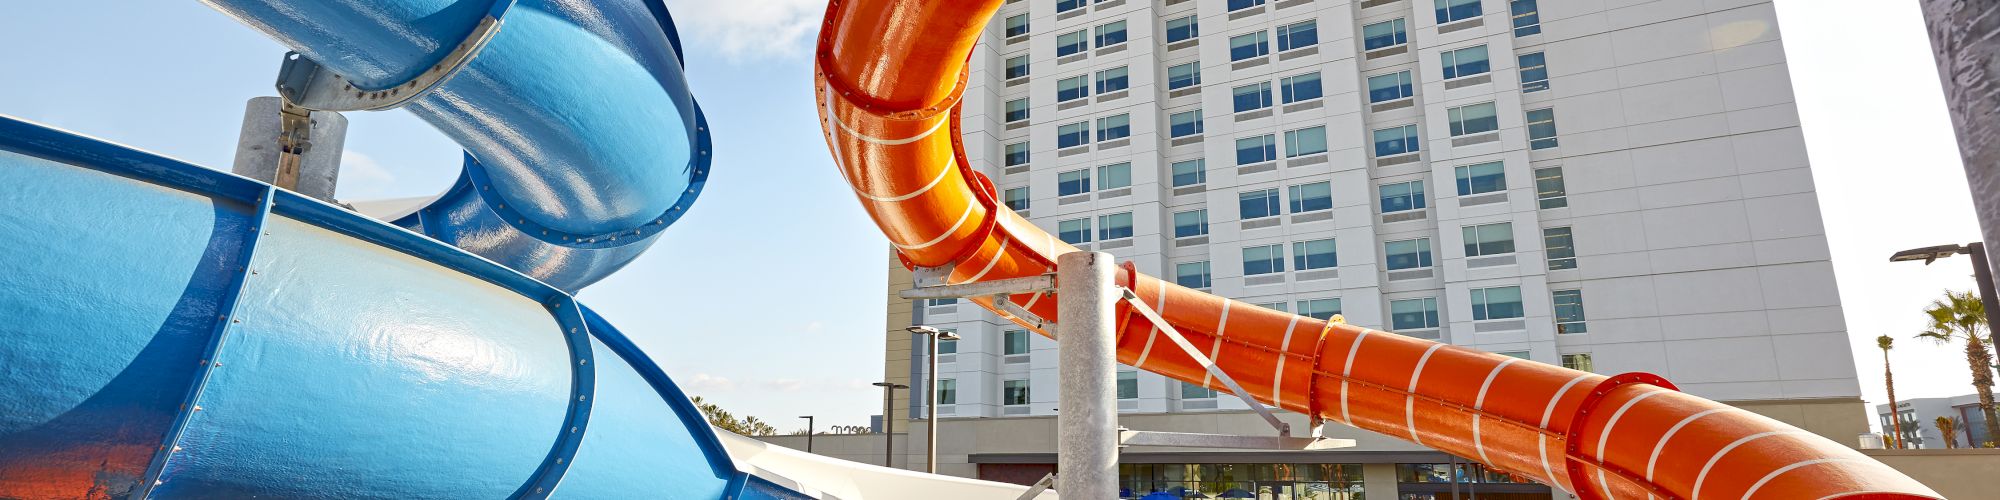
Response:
[1058, 75, 1090, 102]
[1230, 31, 1270, 61]
[1240, 188, 1281, 219]
[1368, 71, 1415, 103]
[1174, 209, 1209, 238]
[937, 378, 958, 405]
[1519, 52, 1549, 92]
[1373, 124, 1420, 157]
[1527, 108, 1559, 149]
[1391, 297, 1440, 330]
[1098, 212, 1134, 240]
[1243, 244, 1286, 276]
[1058, 0, 1087, 13]
[1095, 21, 1127, 48]
[928, 297, 958, 306]
[1454, 161, 1506, 196]
[1448, 102, 1499, 136]
[1470, 286, 1525, 321]
[1233, 82, 1274, 113]
[939, 335, 958, 353]
[1181, 381, 1217, 399]
[1435, 0, 1482, 25]
[1004, 187, 1030, 211]
[1004, 141, 1030, 167]
[1057, 218, 1092, 244]
[1544, 226, 1576, 270]
[1005, 98, 1030, 122]
[1385, 238, 1434, 270]
[1176, 261, 1212, 289]
[1297, 298, 1342, 321]
[1057, 169, 1091, 196]
[1535, 166, 1568, 209]
[1004, 329, 1030, 355]
[1363, 18, 1408, 50]
[1277, 20, 1318, 52]
[1171, 159, 1206, 187]
[1165, 16, 1199, 43]
[1496, 351, 1531, 360]
[1288, 181, 1332, 213]
[1561, 353, 1593, 372]
[1512, 0, 1542, 37]
[1003, 379, 1030, 406]
[1169, 109, 1204, 138]
[1058, 121, 1090, 149]
[1117, 371, 1139, 400]
[1281, 72, 1322, 103]
[1097, 162, 1131, 190]
[1005, 14, 1030, 38]
[1097, 114, 1130, 142]
[1057, 30, 1089, 57]
[1005, 55, 1030, 80]
[1096, 66, 1129, 94]
[1462, 222, 1515, 257]
[1227, 0, 1266, 12]
[1169, 68, 1206, 96]
[1380, 180, 1427, 213]
[1257, 301, 1289, 313]
[1293, 238, 1337, 271]
[1553, 289, 1588, 333]
[1441, 45, 1491, 79]
[1236, 135, 1278, 165]
[1285, 126, 1328, 158]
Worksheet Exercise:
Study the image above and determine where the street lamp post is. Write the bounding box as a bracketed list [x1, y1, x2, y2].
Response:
[905, 325, 961, 474]
[798, 415, 815, 453]
[871, 381, 907, 468]
[1889, 242, 2000, 339]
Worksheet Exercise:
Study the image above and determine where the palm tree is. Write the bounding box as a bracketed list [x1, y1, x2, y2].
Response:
[1917, 289, 2000, 447]
[1879, 335, 1907, 449]
[1938, 416, 1963, 449]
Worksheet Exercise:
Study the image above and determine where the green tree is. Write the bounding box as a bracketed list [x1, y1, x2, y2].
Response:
[1916, 289, 2000, 447]
[1879, 335, 1907, 449]
[691, 396, 778, 436]
[1938, 416, 1963, 449]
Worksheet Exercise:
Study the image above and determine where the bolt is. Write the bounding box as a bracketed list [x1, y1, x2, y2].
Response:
[578, 359, 587, 365]
[213, 362, 222, 367]
[193, 405, 202, 411]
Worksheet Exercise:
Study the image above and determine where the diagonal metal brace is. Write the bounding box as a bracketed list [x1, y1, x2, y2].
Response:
[1014, 473, 1056, 500]
[276, 0, 516, 112]
[1120, 289, 1290, 437]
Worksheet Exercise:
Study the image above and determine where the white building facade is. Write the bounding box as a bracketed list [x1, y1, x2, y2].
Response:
[895, 0, 1866, 497]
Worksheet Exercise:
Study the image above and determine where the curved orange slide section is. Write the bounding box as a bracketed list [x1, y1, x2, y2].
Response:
[813, 1, 1940, 498]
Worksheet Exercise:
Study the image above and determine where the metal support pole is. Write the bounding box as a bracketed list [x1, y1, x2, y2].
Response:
[1967, 242, 2000, 444]
[232, 96, 346, 202]
[799, 416, 814, 453]
[884, 388, 894, 467]
[927, 333, 940, 473]
[1055, 251, 1117, 500]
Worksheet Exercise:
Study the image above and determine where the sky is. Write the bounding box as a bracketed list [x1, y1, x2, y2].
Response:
[0, 0, 1982, 434]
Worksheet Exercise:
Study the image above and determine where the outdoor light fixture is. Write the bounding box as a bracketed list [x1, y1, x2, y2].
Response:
[904, 324, 957, 472]
[798, 415, 814, 453]
[1888, 244, 1967, 265]
[870, 381, 908, 468]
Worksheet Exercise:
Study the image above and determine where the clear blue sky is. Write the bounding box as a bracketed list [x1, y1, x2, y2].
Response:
[0, 0, 1985, 434]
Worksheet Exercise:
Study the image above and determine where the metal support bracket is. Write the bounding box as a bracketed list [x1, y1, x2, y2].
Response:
[901, 273, 1058, 330]
[1118, 428, 1354, 451]
[1015, 472, 1056, 500]
[1119, 289, 1290, 436]
[275, 0, 516, 112]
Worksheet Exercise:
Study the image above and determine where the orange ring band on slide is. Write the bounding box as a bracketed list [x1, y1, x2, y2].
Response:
[813, 1, 1940, 498]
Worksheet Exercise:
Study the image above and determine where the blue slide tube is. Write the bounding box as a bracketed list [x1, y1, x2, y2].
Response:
[203, 0, 712, 291]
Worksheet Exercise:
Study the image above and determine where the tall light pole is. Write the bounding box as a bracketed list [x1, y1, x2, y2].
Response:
[798, 415, 815, 453]
[871, 381, 907, 468]
[1891, 242, 2000, 444]
[906, 325, 961, 473]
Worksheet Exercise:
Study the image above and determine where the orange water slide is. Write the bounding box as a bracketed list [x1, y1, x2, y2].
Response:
[812, 1, 1939, 498]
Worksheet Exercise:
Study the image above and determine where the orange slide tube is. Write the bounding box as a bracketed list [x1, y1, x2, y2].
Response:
[813, 1, 1940, 498]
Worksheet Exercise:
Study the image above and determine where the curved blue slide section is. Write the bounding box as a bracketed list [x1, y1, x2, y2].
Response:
[0, 1, 803, 498]
[206, 0, 712, 292]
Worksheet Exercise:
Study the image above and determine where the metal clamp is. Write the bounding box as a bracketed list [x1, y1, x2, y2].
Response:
[275, 0, 516, 112]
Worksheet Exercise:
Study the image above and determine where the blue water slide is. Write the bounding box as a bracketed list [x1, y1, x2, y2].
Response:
[0, 0, 774, 497]
[205, 0, 711, 292]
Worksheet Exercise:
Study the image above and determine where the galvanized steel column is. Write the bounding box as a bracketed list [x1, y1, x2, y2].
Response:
[1055, 251, 1117, 499]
